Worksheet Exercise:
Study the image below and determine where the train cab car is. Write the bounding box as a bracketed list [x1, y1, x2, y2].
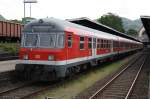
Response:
[16, 19, 70, 80]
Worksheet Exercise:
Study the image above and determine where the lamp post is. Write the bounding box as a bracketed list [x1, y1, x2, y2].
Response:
[23, 0, 37, 18]
[24, 0, 25, 18]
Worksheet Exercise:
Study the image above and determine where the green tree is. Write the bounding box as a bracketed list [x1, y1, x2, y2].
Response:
[9, 19, 22, 24]
[22, 17, 36, 24]
[97, 13, 125, 33]
[126, 29, 137, 37]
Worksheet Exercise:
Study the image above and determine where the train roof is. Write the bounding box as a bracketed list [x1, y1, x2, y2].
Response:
[23, 18, 118, 40]
[23, 18, 141, 43]
[0, 20, 23, 25]
[67, 17, 140, 42]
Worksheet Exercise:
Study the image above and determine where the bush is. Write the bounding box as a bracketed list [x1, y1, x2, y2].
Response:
[0, 43, 20, 55]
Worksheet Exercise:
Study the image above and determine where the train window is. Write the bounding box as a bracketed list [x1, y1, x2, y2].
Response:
[25, 34, 38, 47]
[68, 35, 72, 48]
[80, 37, 85, 49]
[93, 38, 96, 49]
[121, 42, 123, 47]
[57, 34, 64, 48]
[103, 40, 106, 48]
[113, 41, 115, 48]
[101, 39, 103, 48]
[105, 40, 107, 48]
[113, 41, 117, 48]
[106, 40, 108, 48]
[103, 40, 105, 48]
[97, 39, 99, 49]
[115, 41, 117, 48]
[109, 40, 111, 48]
[99, 39, 101, 48]
[39, 34, 56, 48]
[97, 44, 99, 48]
[107, 40, 109, 48]
[97, 39, 99, 43]
[104, 40, 106, 48]
[88, 37, 92, 48]
[108, 40, 110, 48]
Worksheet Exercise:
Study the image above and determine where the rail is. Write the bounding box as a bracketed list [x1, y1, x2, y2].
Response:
[89, 53, 146, 99]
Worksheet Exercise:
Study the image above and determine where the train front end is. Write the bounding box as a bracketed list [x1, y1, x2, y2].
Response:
[15, 18, 67, 81]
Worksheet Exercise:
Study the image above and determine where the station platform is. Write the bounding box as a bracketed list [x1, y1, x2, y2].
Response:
[0, 60, 19, 73]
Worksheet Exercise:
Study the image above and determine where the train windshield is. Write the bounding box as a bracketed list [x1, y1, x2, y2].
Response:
[24, 34, 38, 47]
[23, 33, 64, 48]
[39, 34, 56, 48]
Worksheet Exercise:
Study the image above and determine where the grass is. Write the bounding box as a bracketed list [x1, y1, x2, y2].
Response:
[0, 43, 20, 55]
[30, 55, 133, 99]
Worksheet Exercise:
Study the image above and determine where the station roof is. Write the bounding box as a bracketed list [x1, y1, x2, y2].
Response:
[140, 16, 150, 40]
[67, 17, 140, 42]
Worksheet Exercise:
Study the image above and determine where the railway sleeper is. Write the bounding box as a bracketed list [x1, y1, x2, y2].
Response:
[102, 92, 126, 96]
[100, 95, 125, 99]
[104, 90, 129, 93]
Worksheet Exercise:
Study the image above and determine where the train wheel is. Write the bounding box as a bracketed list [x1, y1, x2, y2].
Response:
[80, 64, 88, 71]
[91, 60, 98, 66]
[74, 66, 80, 73]
[65, 67, 75, 79]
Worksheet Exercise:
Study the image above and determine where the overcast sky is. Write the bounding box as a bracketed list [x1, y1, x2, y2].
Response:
[0, 0, 150, 20]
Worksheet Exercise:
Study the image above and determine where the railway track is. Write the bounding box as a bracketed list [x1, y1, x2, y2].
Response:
[0, 79, 70, 99]
[0, 52, 144, 99]
[0, 81, 44, 99]
[0, 71, 40, 99]
[0, 76, 65, 99]
[0, 71, 15, 82]
[89, 53, 147, 99]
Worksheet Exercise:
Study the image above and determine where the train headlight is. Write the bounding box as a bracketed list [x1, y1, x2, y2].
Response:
[48, 55, 54, 61]
[23, 54, 28, 60]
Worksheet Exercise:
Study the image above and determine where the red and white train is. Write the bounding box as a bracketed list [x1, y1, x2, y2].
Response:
[15, 18, 143, 81]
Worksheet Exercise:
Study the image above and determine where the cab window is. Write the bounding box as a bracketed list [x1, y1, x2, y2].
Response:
[80, 37, 85, 49]
[68, 35, 72, 48]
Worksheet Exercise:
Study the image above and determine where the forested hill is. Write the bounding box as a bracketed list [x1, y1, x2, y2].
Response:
[121, 17, 142, 31]
[0, 14, 6, 21]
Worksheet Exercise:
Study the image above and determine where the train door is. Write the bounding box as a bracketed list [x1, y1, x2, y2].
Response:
[92, 38, 97, 57]
[66, 33, 73, 64]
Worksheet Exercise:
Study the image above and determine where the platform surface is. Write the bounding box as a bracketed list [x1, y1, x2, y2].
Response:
[0, 60, 19, 72]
